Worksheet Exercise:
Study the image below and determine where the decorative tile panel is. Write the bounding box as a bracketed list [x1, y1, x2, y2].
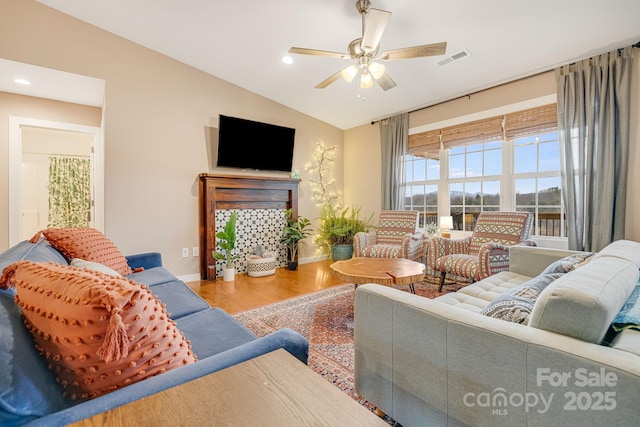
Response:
[213, 209, 287, 276]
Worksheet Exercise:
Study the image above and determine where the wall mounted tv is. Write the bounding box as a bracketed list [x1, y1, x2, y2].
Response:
[216, 115, 295, 172]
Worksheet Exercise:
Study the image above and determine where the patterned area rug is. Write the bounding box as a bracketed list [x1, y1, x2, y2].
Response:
[232, 280, 467, 424]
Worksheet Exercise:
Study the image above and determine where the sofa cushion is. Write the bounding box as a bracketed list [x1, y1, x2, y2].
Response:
[610, 329, 640, 356]
[148, 279, 211, 320]
[529, 257, 639, 344]
[480, 273, 563, 324]
[0, 293, 69, 425]
[541, 252, 594, 274]
[176, 308, 257, 359]
[32, 228, 132, 276]
[127, 267, 178, 287]
[0, 261, 197, 400]
[435, 271, 531, 313]
[456, 271, 531, 302]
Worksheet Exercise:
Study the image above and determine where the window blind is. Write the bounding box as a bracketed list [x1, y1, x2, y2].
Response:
[441, 116, 504, 148]
[408, 104, 558, 151]
[408, 129, 440, 159]
[503, 104, 557, 139]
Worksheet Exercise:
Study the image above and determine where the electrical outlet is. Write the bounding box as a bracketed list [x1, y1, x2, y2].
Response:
[181, 248, 189, 258]
[192, 247, 199, 257]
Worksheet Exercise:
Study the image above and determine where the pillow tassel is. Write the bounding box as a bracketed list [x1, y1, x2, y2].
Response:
[0, 263, 19, 290]
[97, 310, 129, 363]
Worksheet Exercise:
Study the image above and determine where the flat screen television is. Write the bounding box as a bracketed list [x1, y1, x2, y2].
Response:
[216, 115, 295, 172]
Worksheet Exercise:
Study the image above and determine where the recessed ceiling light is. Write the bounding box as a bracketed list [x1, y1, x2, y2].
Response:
[14, 78, 31, 85]
[282, 56, 293, 65]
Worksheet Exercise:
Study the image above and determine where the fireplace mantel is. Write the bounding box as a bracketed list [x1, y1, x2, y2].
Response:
[198, 174, 300, 280]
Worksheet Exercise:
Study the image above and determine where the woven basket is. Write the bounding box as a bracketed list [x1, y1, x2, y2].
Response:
[246, 254, 276, 277]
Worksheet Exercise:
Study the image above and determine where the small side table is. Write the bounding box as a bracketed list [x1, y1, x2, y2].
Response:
[330, 257, 425, 293]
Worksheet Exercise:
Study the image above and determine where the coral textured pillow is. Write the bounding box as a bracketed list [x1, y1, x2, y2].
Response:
[32, 228, 132, 276]
[0, 261, 197, 400]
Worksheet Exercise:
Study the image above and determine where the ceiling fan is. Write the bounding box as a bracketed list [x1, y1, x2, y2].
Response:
[289, 0, 447, 91]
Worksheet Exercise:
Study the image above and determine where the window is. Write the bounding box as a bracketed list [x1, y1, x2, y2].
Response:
[404, 154, 439, 227]
[405, 104, 565, 238]
[448, 141, 501, 230]
[513, 132, 564, 237]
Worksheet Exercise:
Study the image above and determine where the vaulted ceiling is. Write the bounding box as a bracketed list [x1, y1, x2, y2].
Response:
[30, 0, 640, 129]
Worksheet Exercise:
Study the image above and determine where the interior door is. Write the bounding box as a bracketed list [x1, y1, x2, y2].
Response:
[8, 117, 104, 246]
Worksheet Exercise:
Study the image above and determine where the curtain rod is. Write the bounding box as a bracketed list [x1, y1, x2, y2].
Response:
[370, 68, 551, 125]
[24, 152, 90, 159]
[372, 41, 640, 126]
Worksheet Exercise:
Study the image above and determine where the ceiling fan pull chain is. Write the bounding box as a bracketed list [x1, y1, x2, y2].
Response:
[357, 80, 366, 102]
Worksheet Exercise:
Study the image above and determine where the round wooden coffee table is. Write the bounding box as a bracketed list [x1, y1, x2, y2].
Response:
[330, 257, 425, 293]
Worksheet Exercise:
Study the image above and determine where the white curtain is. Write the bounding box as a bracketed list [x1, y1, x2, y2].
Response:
[380, 113, 408, 210]
[555, 46, 633, 251]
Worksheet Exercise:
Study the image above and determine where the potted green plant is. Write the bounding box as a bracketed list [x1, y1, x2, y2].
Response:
[423, 222, 439, 238]
[280, 209, 313, 270]
[315, 204, 372, 260]
[211, 211, 239, 281]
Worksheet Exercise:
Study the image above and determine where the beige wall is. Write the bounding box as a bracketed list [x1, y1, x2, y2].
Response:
[0, 92, 102, 248]
[343, 123, 381, 220]
[408, 72, 557, 127]
[1, 0, 343, 276]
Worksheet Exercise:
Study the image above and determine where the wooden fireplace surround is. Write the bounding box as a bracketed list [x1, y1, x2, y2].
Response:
[199, 174, 300, 280]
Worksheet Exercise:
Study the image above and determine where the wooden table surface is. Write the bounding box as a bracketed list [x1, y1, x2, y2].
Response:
[330, 257, 425, 286]
[70, 348, 388, 427]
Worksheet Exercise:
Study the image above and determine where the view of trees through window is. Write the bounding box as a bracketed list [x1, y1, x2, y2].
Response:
[405, 128, 565, 238]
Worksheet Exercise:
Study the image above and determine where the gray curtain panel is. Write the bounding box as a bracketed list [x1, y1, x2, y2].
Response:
[555, 46, 633, 251]
[380, 113, 408, 210]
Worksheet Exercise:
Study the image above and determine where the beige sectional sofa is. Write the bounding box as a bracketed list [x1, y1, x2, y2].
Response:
[354, 240, 640, 427]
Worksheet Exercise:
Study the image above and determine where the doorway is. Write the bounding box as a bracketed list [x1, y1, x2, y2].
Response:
[8, 117, 104, 246]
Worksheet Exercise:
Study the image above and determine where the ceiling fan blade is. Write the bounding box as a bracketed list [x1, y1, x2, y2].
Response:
[289, 47, 349, 60]
[378, 42, 447, 61]
[361, 8, 391, 53]
[314, 69, 344, 89]
[374, 72, 397, 91]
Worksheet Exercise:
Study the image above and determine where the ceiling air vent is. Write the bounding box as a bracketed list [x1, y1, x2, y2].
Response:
[437, 49, 471, 66]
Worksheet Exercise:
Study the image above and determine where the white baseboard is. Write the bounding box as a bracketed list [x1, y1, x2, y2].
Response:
[177, 273, 201, 283]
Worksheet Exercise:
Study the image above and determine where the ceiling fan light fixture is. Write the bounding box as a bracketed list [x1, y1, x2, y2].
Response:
[341, 65, 358, 83]
[368, 61, 385, 79]
[289, 1, 448, 92]
[359, 70, 374, 89]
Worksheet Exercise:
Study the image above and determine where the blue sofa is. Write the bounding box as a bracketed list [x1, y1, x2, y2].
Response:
[0, 240, 308, 426]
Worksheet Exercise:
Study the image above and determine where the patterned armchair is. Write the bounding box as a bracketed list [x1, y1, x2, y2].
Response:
[427, 211, 536, 291]
[354, 210, 424, 261]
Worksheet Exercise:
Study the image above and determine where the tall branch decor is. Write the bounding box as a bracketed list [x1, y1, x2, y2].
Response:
[305, 142, 372, 260]
[305, 142, 340, 208]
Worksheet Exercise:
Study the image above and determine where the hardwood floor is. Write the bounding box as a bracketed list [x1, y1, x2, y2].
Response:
[187, 260, 347, 314]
